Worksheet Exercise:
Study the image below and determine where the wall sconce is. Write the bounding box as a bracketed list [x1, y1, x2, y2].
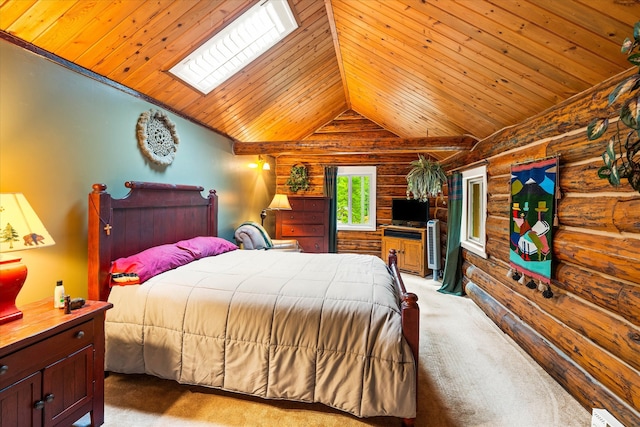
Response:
[260, 194, 292, 225]
[0, 193, 55, 324]
[249, 155, 270, 170]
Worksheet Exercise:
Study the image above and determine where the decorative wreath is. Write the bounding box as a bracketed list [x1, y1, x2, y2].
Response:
[136, 109, 180, 165]
[286, 164, 310, 192]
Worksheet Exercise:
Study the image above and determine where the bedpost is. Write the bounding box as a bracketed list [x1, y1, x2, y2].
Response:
[388, 249, 420, 363]
[208, 189, 218, 237]
[388, 249, 419, 427]
[88, 183, 112, 302]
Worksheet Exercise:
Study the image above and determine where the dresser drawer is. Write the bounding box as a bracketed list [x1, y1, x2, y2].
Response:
[280, 224, 325, 237]
[280, 211, 326, 224]
[288, 198, 327, 212]
[297, 237, 326, 253]
[287, 198, 305, 211]
[0, 319, 94, 389]
[302, 199, 326, 212]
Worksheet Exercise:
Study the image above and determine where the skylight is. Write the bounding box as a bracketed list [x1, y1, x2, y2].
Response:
[169, 0, 298, 94]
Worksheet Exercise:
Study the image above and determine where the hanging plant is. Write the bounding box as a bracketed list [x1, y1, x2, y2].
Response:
[586, 21, 640, 193]
[286, 164, 309, 192]
[406, 154, 447, 201]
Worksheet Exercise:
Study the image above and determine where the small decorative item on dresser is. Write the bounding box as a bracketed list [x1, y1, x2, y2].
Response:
[54, 280, 65, 308]
[70, 297, 86, 310]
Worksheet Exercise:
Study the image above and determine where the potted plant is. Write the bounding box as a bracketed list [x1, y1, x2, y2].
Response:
[587, 21, 640, 193]
[406, 154, 447, 201]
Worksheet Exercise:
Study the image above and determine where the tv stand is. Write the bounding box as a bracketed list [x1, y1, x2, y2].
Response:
[381, 225, 429, 277]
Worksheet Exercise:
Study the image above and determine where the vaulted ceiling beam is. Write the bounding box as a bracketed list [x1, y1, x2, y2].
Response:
[324, 0, 351, 109]
[232, 136, 478, 155]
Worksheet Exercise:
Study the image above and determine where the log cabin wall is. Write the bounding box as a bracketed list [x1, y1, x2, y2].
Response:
[274, 110, 446, 257]
[441, 69, 640, 426]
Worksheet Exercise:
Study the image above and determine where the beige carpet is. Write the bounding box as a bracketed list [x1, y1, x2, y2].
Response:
[75, 275, 591, 427]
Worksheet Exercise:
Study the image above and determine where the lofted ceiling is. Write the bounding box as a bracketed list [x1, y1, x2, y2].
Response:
[1, 0, 639, 159]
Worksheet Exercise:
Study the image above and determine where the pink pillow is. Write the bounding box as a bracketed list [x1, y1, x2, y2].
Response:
[176, 236, 238, 259]
[110, 243, 196, 284]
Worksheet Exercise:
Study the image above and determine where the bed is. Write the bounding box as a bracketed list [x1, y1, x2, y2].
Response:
[88, 181, 420, 425]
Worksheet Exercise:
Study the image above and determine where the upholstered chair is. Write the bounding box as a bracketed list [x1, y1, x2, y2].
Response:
[234, 222, 301, 252]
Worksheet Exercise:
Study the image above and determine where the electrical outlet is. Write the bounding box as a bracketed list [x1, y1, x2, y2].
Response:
[592, 409, 626, 427]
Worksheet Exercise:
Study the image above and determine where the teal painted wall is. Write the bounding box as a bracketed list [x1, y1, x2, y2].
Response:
[0, 40, 274, 304]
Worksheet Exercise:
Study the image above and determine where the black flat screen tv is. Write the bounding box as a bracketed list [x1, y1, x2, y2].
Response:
[391, 198, 429, 227]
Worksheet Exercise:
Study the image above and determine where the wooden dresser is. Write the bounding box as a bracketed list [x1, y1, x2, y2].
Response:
[275, 196, 330, 253]
[0, 299, 112, 427]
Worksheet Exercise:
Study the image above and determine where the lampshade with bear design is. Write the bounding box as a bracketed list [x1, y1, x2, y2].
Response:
[0, 193, 55, 324]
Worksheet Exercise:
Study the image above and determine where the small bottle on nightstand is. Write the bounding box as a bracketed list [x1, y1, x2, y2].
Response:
[54, 280, 65, 308]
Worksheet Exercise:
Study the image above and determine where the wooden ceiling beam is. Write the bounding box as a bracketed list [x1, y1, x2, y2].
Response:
[324, 0, 351, 109]
[232, 136, 478, 155]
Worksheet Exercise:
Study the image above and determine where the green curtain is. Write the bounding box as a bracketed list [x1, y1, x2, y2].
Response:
[439, 172, 464, 295]
[324, 166, 338, 253]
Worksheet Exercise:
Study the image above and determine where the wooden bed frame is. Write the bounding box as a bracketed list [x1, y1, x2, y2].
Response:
[87, 181, 419, 426]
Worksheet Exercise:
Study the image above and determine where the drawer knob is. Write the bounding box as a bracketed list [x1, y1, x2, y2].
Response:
[0, 365, 8, 375]
[75, 330, 85, 339]
[35, 394, 55, 409]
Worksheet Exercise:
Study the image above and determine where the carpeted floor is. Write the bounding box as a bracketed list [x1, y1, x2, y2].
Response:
[75, 275, 591, 426]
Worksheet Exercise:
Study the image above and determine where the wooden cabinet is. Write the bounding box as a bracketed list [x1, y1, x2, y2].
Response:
[275, 196, 329, 253]
[381, 226, 429, 277]
[0, 299, 112, 427]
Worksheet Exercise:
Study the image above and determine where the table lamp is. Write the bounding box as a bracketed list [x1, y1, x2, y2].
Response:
[260, 194, 292, 225]
[0, 193, 55, 324]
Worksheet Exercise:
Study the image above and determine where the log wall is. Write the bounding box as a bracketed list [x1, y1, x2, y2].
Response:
[274, 110, 448, 257]
[443, 69, 640, 426]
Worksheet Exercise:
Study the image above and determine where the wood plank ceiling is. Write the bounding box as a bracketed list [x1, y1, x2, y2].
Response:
[1, 0, 638, 160]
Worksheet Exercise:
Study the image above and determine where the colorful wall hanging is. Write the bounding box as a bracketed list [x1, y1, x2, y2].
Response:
[509, 157, 558, 292]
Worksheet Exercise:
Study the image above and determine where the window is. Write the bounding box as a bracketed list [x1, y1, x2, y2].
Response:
[336, 166, 377, 231]
[169, 0, 298, 94]
[461, 165, 487, 258]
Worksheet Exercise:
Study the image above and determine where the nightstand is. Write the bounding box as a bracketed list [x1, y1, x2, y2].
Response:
[0, 299, 112, 427]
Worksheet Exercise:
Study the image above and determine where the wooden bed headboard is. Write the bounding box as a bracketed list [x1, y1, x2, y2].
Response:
[88, 181, 218, 302]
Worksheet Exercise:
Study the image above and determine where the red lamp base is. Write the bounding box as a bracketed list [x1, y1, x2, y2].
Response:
[0, 257, 28, 325]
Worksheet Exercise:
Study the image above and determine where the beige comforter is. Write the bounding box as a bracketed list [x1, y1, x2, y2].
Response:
[105, 250, 416, 418]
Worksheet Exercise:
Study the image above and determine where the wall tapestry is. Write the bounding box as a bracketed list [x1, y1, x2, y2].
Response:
[509, 157, 558, 292]
[136, 109, 179, 166]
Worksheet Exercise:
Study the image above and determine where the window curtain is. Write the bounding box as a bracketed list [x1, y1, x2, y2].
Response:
[324, 166, 338, 253]
[439, 171, 464, 295]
